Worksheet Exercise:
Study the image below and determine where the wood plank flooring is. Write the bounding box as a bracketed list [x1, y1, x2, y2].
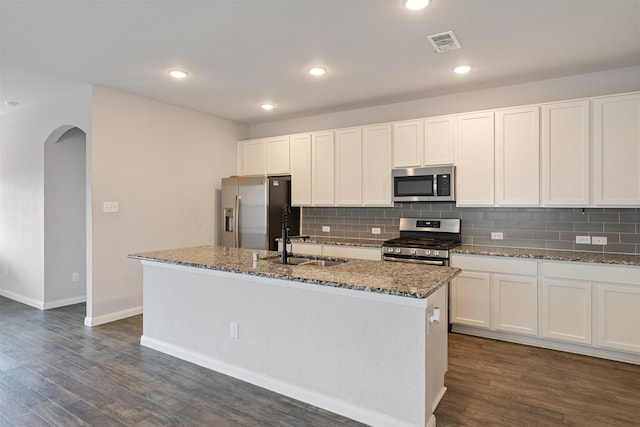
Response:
[1, 296, 638, 426]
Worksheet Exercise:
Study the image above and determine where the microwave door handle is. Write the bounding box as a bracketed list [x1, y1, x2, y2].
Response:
[433, 174, 438, 197]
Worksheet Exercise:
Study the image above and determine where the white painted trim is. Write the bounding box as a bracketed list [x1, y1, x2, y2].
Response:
[141, 335, 422, 427]
[0, 288, 44, 309]
[139, 259, 430, 308]
[426, 414, 437, 427]
[43, 295, 86, 310]
[451, 325, 640, 365]
[84, 305, 142, 327]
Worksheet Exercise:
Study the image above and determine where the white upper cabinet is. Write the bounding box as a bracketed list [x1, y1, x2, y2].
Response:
[265, 136, 290, 175]
[424, 116, 455, 166]
[495, 107, 540, 206]
[456, 111, 495, 206]
[541, 101, 590, 206]
[335, 127, 363, 205]
[363, 124, 393, 206]
[392, 120, 423, 167]
[290, 133, 312, 206]
[238, 136, 290, 176]
[239, 139, 266, 176]
[593, 93, 640, 206]
[311, 131, 335, 206]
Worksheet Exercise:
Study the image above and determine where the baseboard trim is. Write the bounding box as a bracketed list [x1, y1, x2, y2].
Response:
[84, 305, 142, 327]
[451, 325, 640, 365]
[43, 295, 86, 310]
[141, 335, 422, 427]
[0, 288, 44, 309]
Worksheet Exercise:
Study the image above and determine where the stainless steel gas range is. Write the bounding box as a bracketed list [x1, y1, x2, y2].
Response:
[382, 218, 461, 266]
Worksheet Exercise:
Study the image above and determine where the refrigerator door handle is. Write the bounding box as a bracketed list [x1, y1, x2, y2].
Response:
[234, 195, 240, 248]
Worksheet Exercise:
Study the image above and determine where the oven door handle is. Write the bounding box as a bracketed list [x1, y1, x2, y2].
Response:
[383, 255, 446, 266]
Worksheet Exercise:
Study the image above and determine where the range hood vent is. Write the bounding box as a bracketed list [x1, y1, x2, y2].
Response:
[427, 31, 462, 53]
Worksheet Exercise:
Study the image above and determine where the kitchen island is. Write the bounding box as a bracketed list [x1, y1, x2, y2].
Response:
[129, 246, 460, 427]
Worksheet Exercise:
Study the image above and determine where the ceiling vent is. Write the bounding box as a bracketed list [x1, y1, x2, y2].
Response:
[427, 31, 462, 53]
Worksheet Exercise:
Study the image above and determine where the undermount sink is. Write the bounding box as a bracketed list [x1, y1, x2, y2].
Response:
[271, 256, 346, 267]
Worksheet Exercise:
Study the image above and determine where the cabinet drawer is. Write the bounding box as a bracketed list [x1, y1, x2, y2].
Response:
[451, 254, 537, 276]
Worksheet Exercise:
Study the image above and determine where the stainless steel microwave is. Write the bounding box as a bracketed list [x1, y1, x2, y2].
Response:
[392, 165, 455, 202]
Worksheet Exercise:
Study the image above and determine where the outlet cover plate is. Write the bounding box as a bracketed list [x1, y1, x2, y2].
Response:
[322, 226, 330, 233]
[576, 236, 591, 244]
[371, 227, 381, 235]
[592, 236, 607, 245]
[491, 232, 503, 240]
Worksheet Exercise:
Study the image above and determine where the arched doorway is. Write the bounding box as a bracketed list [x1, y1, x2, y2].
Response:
[44, 126, 88, 309]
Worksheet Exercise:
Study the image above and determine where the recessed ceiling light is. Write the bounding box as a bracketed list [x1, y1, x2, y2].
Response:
[308, 66, 327, 77]
[403, 0, 429, 10]
[261, 103, 275, 111]
[168, 70, 188, 79]
[4, 101, 19, 108]
[454, 65, 472, 74]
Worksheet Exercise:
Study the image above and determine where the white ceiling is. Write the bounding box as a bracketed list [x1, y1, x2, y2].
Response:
[1, 0, 639, 124]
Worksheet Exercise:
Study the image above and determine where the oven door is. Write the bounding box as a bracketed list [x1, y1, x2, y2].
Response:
[382, 253, 448, 266]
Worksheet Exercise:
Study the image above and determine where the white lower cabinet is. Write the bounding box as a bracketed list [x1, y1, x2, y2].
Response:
[451, 271, 491, 328]
[541, 278, 592, 344]
[451, 255, 538, 336]
[492, 274, 538, 335]
[279, 241, 381, 261]
[596, 283, 640, 353]
[452, 254, 640, 363]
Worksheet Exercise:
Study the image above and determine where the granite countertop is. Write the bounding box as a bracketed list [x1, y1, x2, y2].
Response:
[451, 245, 640, 267]
[129, 246, 459, 299]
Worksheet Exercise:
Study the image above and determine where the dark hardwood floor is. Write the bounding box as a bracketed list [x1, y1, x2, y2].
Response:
[0, 296, 638, 426]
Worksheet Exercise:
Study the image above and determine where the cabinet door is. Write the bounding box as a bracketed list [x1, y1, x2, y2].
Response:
[542, 279, 592, 344]
[290, 134, 312, 206]
[492, 274, 538, 336]
[451, 272, 491, 328]
[456, 112, 495, 206]
[596, 284, 640, 354]
[541, 101, 590, 206]
[266, 136, 290, 175]
[311, 131, 335, 205]
[392, 120, 423, 167]
[424, 116, 455, 165]
[335, 128, 362, 205]
[363, 124, 393, 206]
[495, 107, 540, 206]
[593, 93, 640, 205]
[240, 139, 266, 176]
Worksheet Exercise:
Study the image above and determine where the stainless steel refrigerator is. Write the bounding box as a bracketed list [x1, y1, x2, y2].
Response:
[220, 176, 300, 251]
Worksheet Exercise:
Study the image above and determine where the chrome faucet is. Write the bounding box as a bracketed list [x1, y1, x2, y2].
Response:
[281, 204, 291, 264]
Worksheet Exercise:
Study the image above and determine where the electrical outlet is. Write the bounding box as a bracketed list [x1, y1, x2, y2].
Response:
[72, 272, 79, 282]
[371, 227, 381, 235]
[592, 236, 607, 245]
[576, 236, 591, 244]
[103, 201, 119, 213]
[491, 232, 503, 240]
[229, 321, 239, 339]
[322, 226, 330, 233]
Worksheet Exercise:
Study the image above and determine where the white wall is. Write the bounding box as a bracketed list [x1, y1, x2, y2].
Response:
[250, 66, 640, 138]
[0, 88, 92, 308]
[87, 86, 248, 325]
[44, 127, 87, 307]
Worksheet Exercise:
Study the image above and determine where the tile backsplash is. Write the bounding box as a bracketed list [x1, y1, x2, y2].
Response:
[301, 203, 640, 255]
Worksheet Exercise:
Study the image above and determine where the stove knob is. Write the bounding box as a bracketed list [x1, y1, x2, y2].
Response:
[410, 249, 417, 255]
[425, 250, 431, 256]
[395, 248, 402, 254]
[433, 250, 440, 257]
[387, 247, 394, 253]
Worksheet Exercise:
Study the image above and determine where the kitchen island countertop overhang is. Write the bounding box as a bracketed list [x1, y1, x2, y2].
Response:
[129, 245, 461, 299]
[129, 245, 460, 427]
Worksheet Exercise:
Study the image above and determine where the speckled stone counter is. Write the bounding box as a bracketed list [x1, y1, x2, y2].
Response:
[452, 245, 640, 266]
[129, 245, 459, 298]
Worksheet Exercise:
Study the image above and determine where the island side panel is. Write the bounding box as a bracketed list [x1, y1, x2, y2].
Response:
[140, 261, 432, 427]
